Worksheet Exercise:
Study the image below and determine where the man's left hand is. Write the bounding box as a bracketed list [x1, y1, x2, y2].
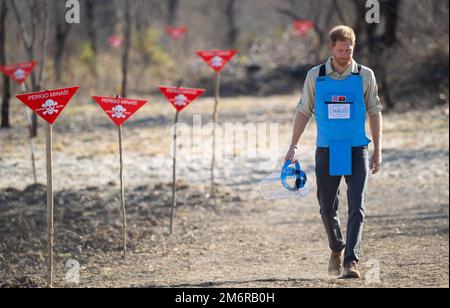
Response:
[370, 150, 382, 174]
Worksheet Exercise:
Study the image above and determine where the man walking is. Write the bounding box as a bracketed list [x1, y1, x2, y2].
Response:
[285, 25, 383, 278]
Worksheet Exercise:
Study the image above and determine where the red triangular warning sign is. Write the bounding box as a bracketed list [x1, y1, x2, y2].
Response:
[159, 86, 206, 112]
[92, 96, 148, 127]
[108, 36, 124, 49]
[166, 26, 188, 40]
[0, 61, 37, 84]
[293, 20, 314, 37]
[196, 50, 237, 73]
[16, 86, 79, 125]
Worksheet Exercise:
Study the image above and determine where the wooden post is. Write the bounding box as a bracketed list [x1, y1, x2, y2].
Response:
[118, 124, 127, 259]
[170, 111, 180, 235]
[175, 38, 183, 84]
[20, 82, 37, 184]
[210, 72, 221, 196]
[45, 122, 54, 288]
[171, 37, 177, 71]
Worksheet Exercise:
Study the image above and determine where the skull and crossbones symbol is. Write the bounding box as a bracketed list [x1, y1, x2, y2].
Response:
[14, 69, 26, 81]
[211, 56, 224, 68]
[112, 105, 126, 118]
[42, 99, 59, 115]
[174, 94, 188, 107]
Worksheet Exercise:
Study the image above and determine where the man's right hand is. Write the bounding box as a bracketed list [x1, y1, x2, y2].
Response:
[284, 145, 298, 162]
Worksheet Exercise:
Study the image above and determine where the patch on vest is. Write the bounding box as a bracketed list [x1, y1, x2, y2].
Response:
[332, 95, 347, 102]
[328, 104, 351, 119]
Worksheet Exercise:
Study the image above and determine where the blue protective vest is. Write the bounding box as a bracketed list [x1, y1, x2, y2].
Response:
[314, 64, 371, 176]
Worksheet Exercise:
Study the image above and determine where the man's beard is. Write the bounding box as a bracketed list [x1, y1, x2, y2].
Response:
[335, 57, 351, 67]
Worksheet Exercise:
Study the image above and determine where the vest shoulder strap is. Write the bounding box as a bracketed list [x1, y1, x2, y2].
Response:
[319, 64, 327, 77]
[320, 63, 362, 76]
[352, 64, 362, 75]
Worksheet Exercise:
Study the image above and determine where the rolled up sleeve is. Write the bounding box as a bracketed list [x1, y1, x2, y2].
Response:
[365, 69, 383, 116]
[296, 70, 316, 118]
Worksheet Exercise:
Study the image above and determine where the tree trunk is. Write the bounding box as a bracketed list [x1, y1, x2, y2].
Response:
[0, 0, 10, 129]
[54, 24, 71, 81]
[54, 0, 72, 82]
[39, 1, 49, 89]
[121, 0, 131, 98]
[351, 0, 367, 41]
[276, 5, 327, 61]
[350, 0, 400, 110]
[85, 0, 97, 76]
[167, 0, 179, 25]
[11, 0, 49, 137]
[381, 0, 400, 47]
[225, 0, 238, 49]
[332, 0, 349, 25]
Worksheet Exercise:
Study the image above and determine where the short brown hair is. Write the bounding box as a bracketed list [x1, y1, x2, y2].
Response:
[329, 25, 356, 45]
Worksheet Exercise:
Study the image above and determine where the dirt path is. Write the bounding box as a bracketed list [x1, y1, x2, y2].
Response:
[0, 95, 448, 288]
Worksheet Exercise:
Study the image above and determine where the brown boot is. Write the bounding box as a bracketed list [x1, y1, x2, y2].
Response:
[343, 261, 361, 279]
[328, 250, 344, 276]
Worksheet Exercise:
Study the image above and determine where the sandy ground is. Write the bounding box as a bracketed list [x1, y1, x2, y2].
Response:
[0, 94, 448, 288]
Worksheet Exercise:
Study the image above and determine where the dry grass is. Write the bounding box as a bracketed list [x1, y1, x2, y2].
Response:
[0, 95, 448, 288]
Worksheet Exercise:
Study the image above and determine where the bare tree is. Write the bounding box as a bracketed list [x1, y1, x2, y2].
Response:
[54, 0, 72, 81]
[167, 0, 179, 25]
[351, 0, 368, 39]
[1, 0, 10, 128]
[225, 0, 239, 49]
[278, 0, 401, 109]
[332, 0, 349, 25]
[353, 0, 401, 109]
[11, 0, 49, 137]
[121, 0, 131, 98]
[277, 1, 330, 60]
[85, 0, 97, 76]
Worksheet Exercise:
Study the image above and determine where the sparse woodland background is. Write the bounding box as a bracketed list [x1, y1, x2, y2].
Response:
[1, 0, 449, 131]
